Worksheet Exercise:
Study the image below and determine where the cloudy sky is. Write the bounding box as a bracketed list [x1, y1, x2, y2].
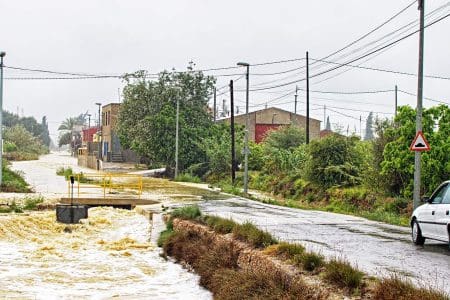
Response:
[1, 0, 449, 140]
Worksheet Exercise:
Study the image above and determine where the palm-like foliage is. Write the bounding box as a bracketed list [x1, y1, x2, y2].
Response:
[57, 114, 86, 146]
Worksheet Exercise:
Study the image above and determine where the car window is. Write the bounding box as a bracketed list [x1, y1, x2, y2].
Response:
[442, 186, 450, 204]
[432, 184, 449, 204]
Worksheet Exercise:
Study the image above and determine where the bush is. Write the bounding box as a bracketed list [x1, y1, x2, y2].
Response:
[56, 167, 73, 178]
[23, 196, 44, 210]
[4, 141, 17, 152]
[170, 205, 202, 221]
[307, 135, 364, 188]
[174, 173, 202, 183]
[157, 229, 174, 247]
[204, 215, 235, 234]
[373, 275, 448, 300]
[232, 221, 277, 248]
[323, 258, 363, 290]
[301, 251, 324, 271]
[2, 162, 31, 192]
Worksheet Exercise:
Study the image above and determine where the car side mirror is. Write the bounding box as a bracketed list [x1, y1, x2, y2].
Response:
[422, 196, 431, 204]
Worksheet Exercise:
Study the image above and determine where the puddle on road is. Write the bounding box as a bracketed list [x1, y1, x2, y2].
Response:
[0, 207, 211, 299]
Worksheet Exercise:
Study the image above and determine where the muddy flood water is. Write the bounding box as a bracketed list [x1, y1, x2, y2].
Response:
[0, 207, 211, 299]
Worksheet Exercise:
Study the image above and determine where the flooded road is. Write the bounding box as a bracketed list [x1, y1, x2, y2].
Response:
[0, 207, 210, 299]
[200, 198, 450, 294]
[1, 153, 212, 299]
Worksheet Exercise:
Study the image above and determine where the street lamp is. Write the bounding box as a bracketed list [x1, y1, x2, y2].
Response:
[95, 102, 102, 160]
[0, 51, 5, 188]
[87, 113, 91, 128]
[237, 62, 250, 194]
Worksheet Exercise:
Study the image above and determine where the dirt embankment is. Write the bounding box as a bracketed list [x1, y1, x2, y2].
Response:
[170, 218, 363, 299]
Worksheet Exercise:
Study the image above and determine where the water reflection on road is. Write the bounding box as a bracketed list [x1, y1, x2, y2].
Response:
[200, 198, 450, 294]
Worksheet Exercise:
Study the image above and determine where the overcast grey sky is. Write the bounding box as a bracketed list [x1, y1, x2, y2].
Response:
[1, 0, 449, 140]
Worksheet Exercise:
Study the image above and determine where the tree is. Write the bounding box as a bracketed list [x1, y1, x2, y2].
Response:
[3, 124, 47, 155]
[263, 126, 306, 150]
[381, 105, 450, 197]
[325, 116, 331, 130]
[40, 116, 51, 147]
[57, 115, 85, 147]
[307, 135, 364, 188]
[117, 65, 216, 172]
[364, 112, 374, 141]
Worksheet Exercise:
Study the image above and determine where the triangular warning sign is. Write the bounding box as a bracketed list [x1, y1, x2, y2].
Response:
[410, 131, 430, 151]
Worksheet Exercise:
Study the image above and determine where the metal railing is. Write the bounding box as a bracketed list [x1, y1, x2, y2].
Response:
[67, 173, 143, 199]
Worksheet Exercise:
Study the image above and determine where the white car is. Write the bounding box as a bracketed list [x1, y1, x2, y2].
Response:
[411, 181, 450, 247]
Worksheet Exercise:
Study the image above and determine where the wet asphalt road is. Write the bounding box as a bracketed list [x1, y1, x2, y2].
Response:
[200, 198, 450, 294]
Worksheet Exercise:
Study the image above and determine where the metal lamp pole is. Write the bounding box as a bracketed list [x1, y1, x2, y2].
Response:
[237, 62, 250, 194]
[0, 52, 5, 188]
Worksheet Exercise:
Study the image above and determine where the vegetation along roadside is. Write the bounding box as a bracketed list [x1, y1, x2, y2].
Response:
[158, 205, 448, 300]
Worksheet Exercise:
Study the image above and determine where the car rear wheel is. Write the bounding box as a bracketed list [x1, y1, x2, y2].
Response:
[412, 220, 425, 245]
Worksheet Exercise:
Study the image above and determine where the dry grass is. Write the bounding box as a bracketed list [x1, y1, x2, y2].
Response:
[232, 221, 278, 248]
[323, 258, 363, 290]
[373, 276, 449, 300]
[162, 229, 324, 300]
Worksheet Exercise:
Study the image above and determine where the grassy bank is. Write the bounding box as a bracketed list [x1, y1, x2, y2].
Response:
[159, 206, 447, 300]
[1, 162, 32, 193]
[209, 173, 411, 227]
[0, 195, 44, 213]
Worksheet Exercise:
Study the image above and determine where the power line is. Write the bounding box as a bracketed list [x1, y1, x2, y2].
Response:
[310, 58, 450, 80]
[317, 0, 416, 62]
[397, 89, 450, 104]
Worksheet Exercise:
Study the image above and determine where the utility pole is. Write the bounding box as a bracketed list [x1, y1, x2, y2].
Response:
[237, 62, 250, 194]
[230, 80, 236, 184]
[87, 114, 91, 128]
[306, 51, 310, 144]
[413, 0, 425, 209]
[213, 87, 217, 122]
[323, 105, 326, 129]
[294, 85, 298, 115]
[359, 116, 362, 139]
[175, 97, 180, 178]
[0, 52, 6, 188]
[395, 85, 398, 117]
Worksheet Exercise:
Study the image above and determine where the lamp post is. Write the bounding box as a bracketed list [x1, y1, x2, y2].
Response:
[0, 51, 5, 188]
[95, 103, 102, 160]
[87, 113, 91, 128]
[237, 62, 250, 194]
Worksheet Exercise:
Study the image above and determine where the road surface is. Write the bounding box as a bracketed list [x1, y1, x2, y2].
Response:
[200, 197, 450, 294]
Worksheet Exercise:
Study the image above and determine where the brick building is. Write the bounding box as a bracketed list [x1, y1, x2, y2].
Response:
[221, 107, 321, 143]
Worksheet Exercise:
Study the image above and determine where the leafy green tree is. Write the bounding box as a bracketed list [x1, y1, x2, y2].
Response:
[4, 125, 47, 155]
[257, 126, 308, 175]
[2, 110, 49, 146]
[57, 115, 86, 147]
[381, 105, 450, 196]
[200, 123, 243, 177]
[363, 118, 396, 192]
[307, 134, 364, 188]
[263, 126, 305, 150]
[117, 65, 215, 172]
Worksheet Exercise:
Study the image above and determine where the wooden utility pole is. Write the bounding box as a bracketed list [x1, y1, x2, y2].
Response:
[306, 52, 310, 144]
[213, 87, 217, 122]
[230, 80, 236, 184]
[413, 0, 425, 209]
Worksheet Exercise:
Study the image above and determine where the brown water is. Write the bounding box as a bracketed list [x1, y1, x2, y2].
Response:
[0, 207, 211, 299]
